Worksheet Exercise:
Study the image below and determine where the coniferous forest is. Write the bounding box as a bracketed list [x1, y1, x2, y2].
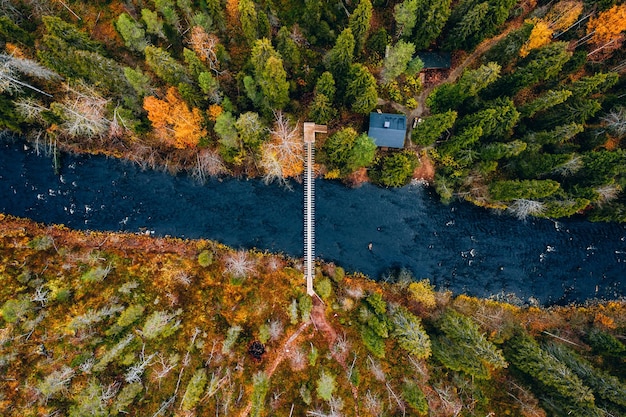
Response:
[0, 0, 625, 220]
[1, 1, 626, 416]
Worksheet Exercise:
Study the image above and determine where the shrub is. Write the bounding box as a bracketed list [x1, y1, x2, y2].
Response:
[1, 298, 34, 323]
[198, 249, 214, 267]
[408, 280, 437, 310]
[81, 265, 112, 283]
[316, 370, 336, 401]
[251, 372, 269, 417]
[315, 277, 332, 300]
[111, 382, 142, 415]
[298, 294, 313, 322]
[116, 305, 145, 328]
[402, 379, 428, 414]
[222, 324, 242, 354]
[181, 368, 208, 410]
[141, 310, 181, 340]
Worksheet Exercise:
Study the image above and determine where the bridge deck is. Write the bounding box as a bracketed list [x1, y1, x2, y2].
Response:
[303, 123, 326, 296]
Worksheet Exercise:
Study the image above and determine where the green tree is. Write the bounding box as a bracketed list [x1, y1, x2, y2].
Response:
[141, 9, 166, 39]
[427, 62, 500, 112]
[506, 41, 571, 91]
[324, 28, 355, 82]
[506, 332, 596, 409]
[251, 372, 270, 417]
[413, 0, 452, 49]
[239, 0, 258, 44]
[346, 63, 377, 114]
[235, 111, 267, 150]
[247, 39, 290, 111]
[315, 71, 336, 101]
[521, 89, 573, 118]
[547, 342, 626, 408]
[394, 0, 419, 38]
[349, 0, 373, 53]
[316, 371, 336, 401]
[181, 368, 208, 410]
[309, 94, 337, 124]
[480, 140, 527, 161]
[525, 123, 584, 146]
[382, 40, 416, 83]
[144, 45, 191, 86]
[391, 305, 431, 358]
[116, 13, 148, 52]
[412, 110, 457, 147]
[124, 67, 153, 97]
[432, 309, 507, 379]
[214, 111, 239, 149]
[439, 125, 482, 156]
[323, 127, 376, 174]
[276, 26, 301, 71]
[446, 0, 516, 50]
[458, 97, 520, 140]
[568, 72, 619, 97]
[372, 152, 418, 187]
[309, 73, 338, 123]
[402, 379, 429, 414]
[489, 179, 561, 201]
[153, 0, 179, 28]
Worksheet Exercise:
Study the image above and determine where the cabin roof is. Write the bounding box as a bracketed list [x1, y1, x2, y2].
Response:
[416, 51, 452, 69]
[368, 112, 406, 148]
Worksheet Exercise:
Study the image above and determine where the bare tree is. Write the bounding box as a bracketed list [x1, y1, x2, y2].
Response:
[595, 184, 621, 205]
[261, 111, 304, 188]
[602, 107, 626, 138]
[507, 199, 546, 220]
[0, 53, 58, 97]
[51, 84, 110, 139]
[224, 250, 256, 279]
[191, 149, 227, 183]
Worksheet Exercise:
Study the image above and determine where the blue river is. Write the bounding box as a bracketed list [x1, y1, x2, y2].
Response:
[1, 137, 624, 305]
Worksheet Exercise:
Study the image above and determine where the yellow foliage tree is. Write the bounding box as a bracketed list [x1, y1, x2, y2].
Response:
[260, 112, 303, 185]
[586, 4, 626, 46]
[545, 0, 583, 33]
[520, 20, 554, 57]
[143, 87, 206, 149]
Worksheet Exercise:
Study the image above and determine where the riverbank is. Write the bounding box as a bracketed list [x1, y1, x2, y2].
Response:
[2, 139, 625, 305]
[1, 214, 625, 416]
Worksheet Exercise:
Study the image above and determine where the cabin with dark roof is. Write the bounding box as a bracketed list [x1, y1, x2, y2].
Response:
[368, 112, 406, 149]
[416, 51, 452, 70]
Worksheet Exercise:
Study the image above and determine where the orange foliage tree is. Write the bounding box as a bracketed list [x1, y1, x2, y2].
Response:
[143, 87, 206, 149]
[586, 4, 626, 47]
[520, 20, 553, 57]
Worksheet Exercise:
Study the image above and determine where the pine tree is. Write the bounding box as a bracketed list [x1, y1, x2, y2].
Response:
[346, 63, 377, 114]
[116, 13, 148, 52]
[324, 28, 355, 83]
[349, 0, 373, 54]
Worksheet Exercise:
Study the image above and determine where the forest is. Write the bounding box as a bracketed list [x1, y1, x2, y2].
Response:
[0, 0, 625, 220]
[0, 214, 624, 417]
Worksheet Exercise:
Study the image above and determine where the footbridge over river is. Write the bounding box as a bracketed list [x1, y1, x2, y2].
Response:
[303, 122, 327, 296]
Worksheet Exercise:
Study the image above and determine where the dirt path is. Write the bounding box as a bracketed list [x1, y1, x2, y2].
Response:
[238, 296, 361, 417]
[238, 320, 311, 417]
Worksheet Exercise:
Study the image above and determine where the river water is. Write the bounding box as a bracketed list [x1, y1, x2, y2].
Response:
[1, 138, 624, 304]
